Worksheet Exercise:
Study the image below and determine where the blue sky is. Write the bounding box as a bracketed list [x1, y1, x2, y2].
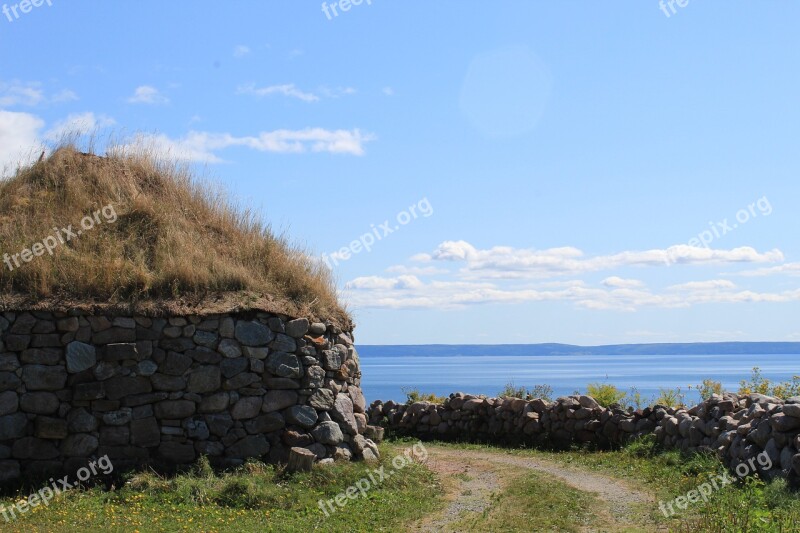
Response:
[1, 1, 799, 344]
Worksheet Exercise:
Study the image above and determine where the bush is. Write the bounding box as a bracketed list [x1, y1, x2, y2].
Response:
[402, 388, 447, 405]
[692, 379, 722, 400]
[529, 384, 554, 402]
[655, 387, 685, 408]
[499, 381, 528, 399]
[585, 383, 626, 407]
[738, 367, 800, 399]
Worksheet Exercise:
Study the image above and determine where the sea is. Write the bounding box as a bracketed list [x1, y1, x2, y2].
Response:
[358, 351, 800, 405]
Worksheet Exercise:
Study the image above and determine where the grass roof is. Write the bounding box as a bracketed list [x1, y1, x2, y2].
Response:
[0, 145, 349, 326]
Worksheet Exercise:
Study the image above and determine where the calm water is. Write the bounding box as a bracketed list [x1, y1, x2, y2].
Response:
[359, 352, 800, 404]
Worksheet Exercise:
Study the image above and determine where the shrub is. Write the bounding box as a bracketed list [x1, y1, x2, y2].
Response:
[738, 367, 800, 399]
[655, 387, 685, 408]
[585, 383, 626, 407]
[529, 384, 554, 402]
[498, 381, 528, 399]
[402, 388, 447, 405]
[692, 379, 723, 400]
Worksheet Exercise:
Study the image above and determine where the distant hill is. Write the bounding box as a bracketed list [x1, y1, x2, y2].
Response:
[357, 342, 800, 357]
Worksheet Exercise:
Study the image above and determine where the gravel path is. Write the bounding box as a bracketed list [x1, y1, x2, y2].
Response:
[410, 446, 660, 532]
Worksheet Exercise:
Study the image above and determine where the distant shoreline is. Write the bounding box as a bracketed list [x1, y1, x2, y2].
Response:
[357, 342, 800, 357]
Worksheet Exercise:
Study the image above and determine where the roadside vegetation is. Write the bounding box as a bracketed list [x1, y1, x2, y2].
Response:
[0, 443, 439, 533]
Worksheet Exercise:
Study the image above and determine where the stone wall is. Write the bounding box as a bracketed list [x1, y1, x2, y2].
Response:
[0, 310, 379, 485]
[369, 392, 800, 483]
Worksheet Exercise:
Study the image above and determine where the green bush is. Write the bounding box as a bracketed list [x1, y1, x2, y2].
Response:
[585, 383, 626, 407]
[402, 387, 447, 405]
[655, 387, 685, 408]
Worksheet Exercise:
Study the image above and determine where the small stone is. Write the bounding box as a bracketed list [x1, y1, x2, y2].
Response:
[235, 321, 274, 347]
[284, 405, 318, 429]
[218, 339, 242, 358]
[311, 421, 343, 445]
[285, 318, 309, 338]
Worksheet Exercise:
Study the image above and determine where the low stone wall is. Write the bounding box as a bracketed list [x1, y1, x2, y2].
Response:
[368, 392, 800, 482]
[0, 310, 379, 485]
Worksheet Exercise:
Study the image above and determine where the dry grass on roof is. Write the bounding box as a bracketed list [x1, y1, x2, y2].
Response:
[0, 144, 349, 326]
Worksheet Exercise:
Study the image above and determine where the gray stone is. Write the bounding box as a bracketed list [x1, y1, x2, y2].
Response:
[270, 334, 296, 353]
[104, 343, 139, 361]
[232, 397, 262, 420]
[151, 374, 186, 391]
[137, 360, 158, 376]
[155, 400, 196, 419]
[218, 339, 242, 358]
[0, 354, 20, 372]
[13, 437, 59, 460]
[245, 412, 285, 434]
[61, 434, 99, 457]
[242, 347, 269, 359]
[193, 330, 218, 348]
[219, 318, 235, 338]
[199, 392, 229, 413]
[35, 417, 68, 439]
[187, 366, 221, 393]
[285, 318, 309, 338]
[103, 408, 133, 426]
[159, 441, 195, 463]
[22, 365, 66, 391]
[105, 377, 151, 400]
[130, 417, 160, 447]
[21, 348, 61, 365]
[264, 378, 300, 389]
[224, 372, 260, 390]
[93, 327, 136, 344]
[220, 357, 249, 378]
[265, 352, 302, 379]
[303, 366, 325, 388]
[20, 392, 59, 414]
[321, 350, 343, 371]
[67, 408, 98, 433]
[349, 388, 366, 414]
[113, 317, 136, 329]
[160, 352, 192, 375]
[332, 394, 358, 435]
[235, 321, 274, 347]
[226, 435, 269, 458]
[308, 322, 326, 336]
[309, 389, 335, 411]
[285, 405, 318, 429]
[0, 413, 27, 439]
[262, 390, 299, 413]
[782, 404, 800, 418]
[0, 391, 18, 416]
[185, 419, 210, 440]
[205, 413, 234, 436]
[311, 421, 343, 445]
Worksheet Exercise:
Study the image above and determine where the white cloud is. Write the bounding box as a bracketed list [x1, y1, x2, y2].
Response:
[737, 263, 800, 277]
[602, 277, 645, 289]
[0, 81, 78, 108]
[233, 45, 251, 58]
[421, 241, 783, 279]
[668, 280, 736, 291]
[115, 127, 375, 162]
[0, 110, 45, 174]
[318, 86, 357, 98]
[386, 265, 449, 276]
[382, 87, 395, 96]
[127, 85, 170, 105]
[342, 273, 800, 312]
[44, 112, 115, 141]
[237, 83, 319, 103]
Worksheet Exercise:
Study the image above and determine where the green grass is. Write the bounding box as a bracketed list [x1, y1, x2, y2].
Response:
[424, 437, 800, 531]
[0, 443, 440, 533]
[452, 468, 599, 532]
